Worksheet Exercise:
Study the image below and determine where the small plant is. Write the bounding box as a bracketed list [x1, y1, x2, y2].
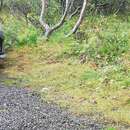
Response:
[4, 17, 40, 48]
[106, 127, 116, 130]
[82, 69, 101, 81]
[18, 26, 39, 46]
[69, 16, 130, 65]
[4, 18, 20, 48]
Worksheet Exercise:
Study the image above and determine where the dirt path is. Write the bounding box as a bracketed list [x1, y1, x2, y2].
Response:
[0, 85, 105, 130]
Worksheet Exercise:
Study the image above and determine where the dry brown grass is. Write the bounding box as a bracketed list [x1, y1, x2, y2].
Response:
[2, 43, 130, 125]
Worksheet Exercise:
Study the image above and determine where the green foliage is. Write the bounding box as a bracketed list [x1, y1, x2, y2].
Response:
[85, 31, 128, 63]
[18, 26, 39, 46]
[69, 34, 129, 64]
[68, 16, 130, 64]
[82, 69, 101, 80]
[4, 18, 21, 48]
[2, 13, 130, 126]
[4, 17, 40, 48]
[106, 128, 116, 130]
[46, 0, 61, 24]
[3, 12, 130, 66]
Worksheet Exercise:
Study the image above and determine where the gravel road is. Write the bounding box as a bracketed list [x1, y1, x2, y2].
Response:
[0, 85, 106, 130]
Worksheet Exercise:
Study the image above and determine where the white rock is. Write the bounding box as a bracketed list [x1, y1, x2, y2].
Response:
[40, 87, 49, 93]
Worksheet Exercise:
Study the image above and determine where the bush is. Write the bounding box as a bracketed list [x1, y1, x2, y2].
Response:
[86, 31, 129, 62]
[69, 16, 130, 64]
[4, 17, 40, 48]
[18, 26, 39, 46]
[4, 18, 21, 48]
[69, 31, 129, 64]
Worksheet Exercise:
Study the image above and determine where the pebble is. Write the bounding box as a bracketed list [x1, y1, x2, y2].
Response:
[0, 85, 106, 130]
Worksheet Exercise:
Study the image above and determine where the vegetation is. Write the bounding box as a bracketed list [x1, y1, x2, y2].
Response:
[0, 0, 130, 129]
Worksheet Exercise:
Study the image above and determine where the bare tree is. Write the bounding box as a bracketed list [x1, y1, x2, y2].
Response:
[66, 0, 87, 37]
[39, 0, 70, 38]
[39, 0, 87, 38]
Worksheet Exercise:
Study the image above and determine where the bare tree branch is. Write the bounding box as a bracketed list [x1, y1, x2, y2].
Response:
[39, 0, 50, 33]
[39, 0, 70, 38]
[68, 6, 81, 20]
[66, 0, 87, 37]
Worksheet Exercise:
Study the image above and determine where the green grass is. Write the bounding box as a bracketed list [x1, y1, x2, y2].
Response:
[107, 128, 117, 130]
[1, 14, 130, 127]
[4, 43, 130, 125]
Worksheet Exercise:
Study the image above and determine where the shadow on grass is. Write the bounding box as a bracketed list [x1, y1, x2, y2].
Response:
[0, 58, 21, 87]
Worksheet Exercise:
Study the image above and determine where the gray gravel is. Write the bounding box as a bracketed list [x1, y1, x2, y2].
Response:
[0, 85, 105, 130]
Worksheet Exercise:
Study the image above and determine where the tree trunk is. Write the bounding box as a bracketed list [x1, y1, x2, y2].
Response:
[66, 0, 87, 37]
[40, 0, 70, 38]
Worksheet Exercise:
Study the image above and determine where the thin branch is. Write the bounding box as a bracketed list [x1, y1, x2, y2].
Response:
[50, 0, 69, 32]
[68, 6, 81, 20]
[66, 0, 87, 37]
[39, 0, 50, 32]
[39, 0, 70, 38]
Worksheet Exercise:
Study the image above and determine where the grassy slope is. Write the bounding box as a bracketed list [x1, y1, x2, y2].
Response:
[1, 15, 130, 127]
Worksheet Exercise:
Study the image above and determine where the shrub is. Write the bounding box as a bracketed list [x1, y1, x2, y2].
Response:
[18, 26, 39, 46]
[86, 31, 129, 62]
[69, 16, 130, 64]
[4, 18, 21, 48]
[4, 17, 40, 48]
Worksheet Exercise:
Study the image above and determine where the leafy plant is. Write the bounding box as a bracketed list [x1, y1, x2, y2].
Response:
[18, 26, 39, 46]
[4, 17, 40, 48]
[82, 69, 101, 81]
[69, 16, 130, 65]
[106, 127, 116, 130]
